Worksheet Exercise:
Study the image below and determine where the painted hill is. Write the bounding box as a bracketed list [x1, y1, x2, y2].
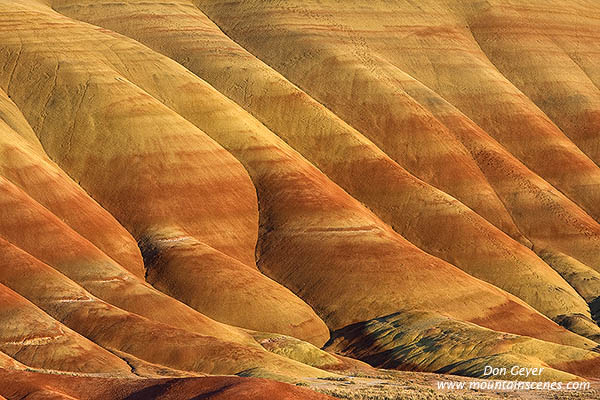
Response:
[1, 0, 600, 398]
[0, 369, 335, 400]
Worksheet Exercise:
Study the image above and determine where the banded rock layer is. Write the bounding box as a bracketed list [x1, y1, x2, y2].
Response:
[1, 0, 600, 398]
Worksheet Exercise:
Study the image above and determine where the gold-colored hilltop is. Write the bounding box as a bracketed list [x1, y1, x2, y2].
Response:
[1, 0, 600, 398]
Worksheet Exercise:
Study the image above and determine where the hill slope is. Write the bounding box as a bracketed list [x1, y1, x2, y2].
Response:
[1, 0, 600, 398]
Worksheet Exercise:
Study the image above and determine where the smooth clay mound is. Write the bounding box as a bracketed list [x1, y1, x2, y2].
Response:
[0, 369, 336, 400]
[1, 0, 600, 398]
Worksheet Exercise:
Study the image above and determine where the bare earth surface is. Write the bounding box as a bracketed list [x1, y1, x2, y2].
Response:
[1, 0, 600, 398]
[303, 372, 600, 400]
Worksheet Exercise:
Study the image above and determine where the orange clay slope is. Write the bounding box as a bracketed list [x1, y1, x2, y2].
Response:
[0, 88, 144, 277]
[0, 370, 336, 400]
[0, 0, 600, 391]
[53, 0, 600, 338]
[0, 283, 132, 375]
[0, 1, 329, 347]
[0, 237, 335, 380]
[4, 0, 596, 347]
[465, 0, 600, 171]
[0, 101, 344, 383]
[192, 0, 600, 224]
[190, 0, 600, 327]
[193, 0, 600, 245]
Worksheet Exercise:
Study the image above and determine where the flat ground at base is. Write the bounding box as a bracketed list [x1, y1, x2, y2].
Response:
[301, 370, 600, 399]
